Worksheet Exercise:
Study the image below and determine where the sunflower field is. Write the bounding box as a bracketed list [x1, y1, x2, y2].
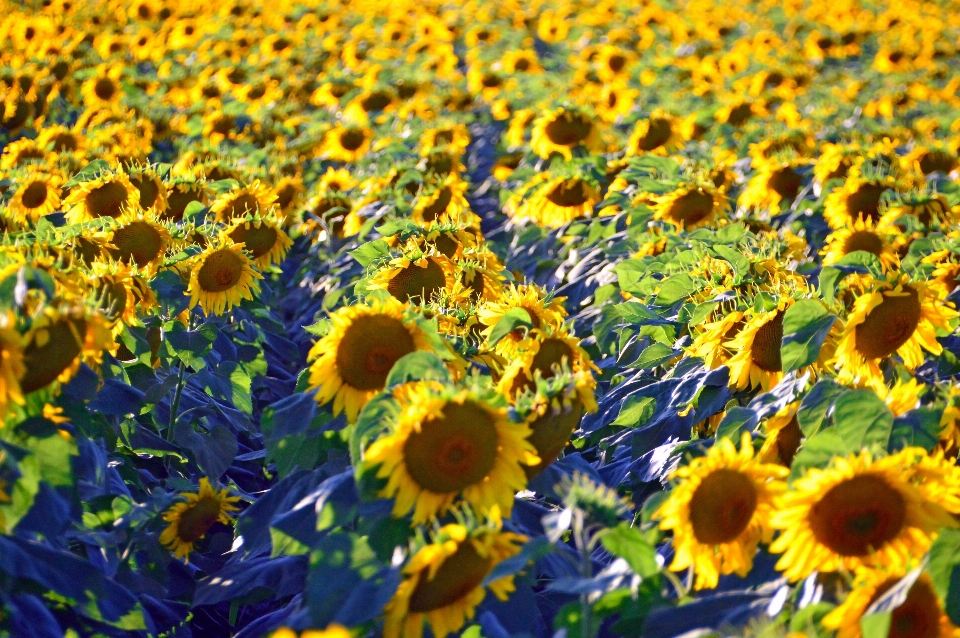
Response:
[7, 0, 960, 637]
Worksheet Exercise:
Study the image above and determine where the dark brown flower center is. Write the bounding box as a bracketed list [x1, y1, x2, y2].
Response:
[666, 190, 714, 226]
[855, 287, 922, 360]
[131, 176, 160, 209]
[845, 183, 889, 222]
[112, 221, 164, 266]
[335, 314, 415, 390]
[768, 167, 803, 202]
[842, 230, 884, 256]
[339, 129, 367, 151]
[421, 187, 453, 221]
[751, 311, 784, 372]
[525, 399, 583, 478]
[85, 181, 129, 218]
[176, 496, 223, 543]
[408, 541, 493, 613]
[689, 469, 758, 544]
[197, 249, 244, 292]
[21, 318, 85, 394]
[545, 180, 589, 207]
[229, 224, 279, 259]
[544, 113, 593, 146]
[21, 181, 49, 209]
[387, 258, 447, 303]
[809, 474, 906, 556]
[634, 117, 673, 151]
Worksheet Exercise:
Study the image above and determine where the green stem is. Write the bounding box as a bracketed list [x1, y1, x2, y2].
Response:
[166, 360, 186, 442]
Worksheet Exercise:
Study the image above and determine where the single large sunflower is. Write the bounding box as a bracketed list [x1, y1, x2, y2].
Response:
[187, 239, 263, 316]
[823, 174, 899, 230]
[108, 211, 171, 271]
[321, 125, 373, 162]
[725, 304, 790, 391]
[834, 277, 956, 388]
[477, 283, 568, 357]
[823, 567, 957, 638]
[306, 298, 437, 422]
[370, 253, 457, 305]
[383, 523, 525, 638]
[626, 110, 682, 156]
[226, 214, 293, 268]
[365, 382, 538, 523]
[520, 176, 600, 228]
[821, 215, 900, 272]
[63, 172, 140, 223]
[530, 107, 603, 160]
[655, 433, 788, 590]
[769, 448, 960, 581]
[209, 180, 279, 222]
[7, 171, 62, 225]
[739, 159, 808, 216]
[159, 477, 241, 561]
[19, 307, 113, 395]
[653, 183, 727, 230]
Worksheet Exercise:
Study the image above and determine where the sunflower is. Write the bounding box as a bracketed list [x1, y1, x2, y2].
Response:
[187, 239, 263, 316]
[821, 215, 900, 272]
[383, 522, 525, 638]
[0, 138, 55, 170]
[0, 311, 25, 417]
[521, 176, 601, 229]
[823, 174, 899, 230]
[7, 171, 62, 224]
[321, 125, 373, 162]
[159, 477, 241, 561]
[477, 284, 568, 356]
[271, 626, 352, 638]
[226, 214, 293, 268]
[626, 110, 683, 155]
[81, 65, 124, 110]
[689, 310, 746, 370]
[86, 261, 156, 328]
[725, 303, 792, 391]
[655, 433, 788, 590]
[366, 382, 538, 523]
[317, 167, 358, 193]
[370, 252, 457, 305]
[273, 175, 307, 221]
[922, 251, 960, 299]
[814, 143, 861, 185]
[452, 252, 505, 304]
[501, 49, 541, 75]
[882, 192, 957, 230]
[108, 210, 171, 270]
[125, 164, 169, 215]
[496, 328, 598, 412]
[162, 178, 210, 222]
[758, 403, 803, 467]
[36, 124, 87, 158]
[530, 107, 603, 160]
[834, 276, 956, 388]
[343, 88, 397, 124]
[517, 372, 593, 478]
[653, 182, 727, 229]
[823, 567, 958, 638]
[63, 172, 140, 223]
[412, 178, 475, 227]
[769, 448, 960, 582]
[739, 159, 808, 216]
[19, 306, 113, 395]
[306, 298, 437, 422]
[209, 180, 278, 222]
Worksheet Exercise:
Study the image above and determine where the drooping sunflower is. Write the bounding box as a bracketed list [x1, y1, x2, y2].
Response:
[365, 381, 538, 523]
[823, 567, 958, 638]
[159, 477, 241, 561]
[689, 309, 746, 370]
[306, 298, 439, 422]
[162, 177, 211, 222]
[187, 238, 263, 316]
[725, 302, 792, 391]
[369, 251, 457, 305]
[7, 171, 62, 224]
[834, 276, 957, 388]
[821, 215, 900, 272]
[63, 171, 141, 223]
[769, 448, 960, 582]
[0, 311, 25, 417]
[653, 182, 727, 230]
[758, 402, 803, 467]
[125, 164, 169, 215]
[108, 210, 171, 271]
[383, 522, 525, 638]
[321, 125, 373, 162]
[823, 174, 899, 230]
[226, 214, 293, 269]
[739, 159, 808, 216]
[626, 110, 683, 156]
[209, 180, 278, 222]
[86, 261, 157, 328]
[655, 433, 788, 590]
[412, 177, 473, 226]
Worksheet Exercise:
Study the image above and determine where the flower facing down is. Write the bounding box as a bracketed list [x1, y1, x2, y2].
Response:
[383, 522, 525, 638]
[655, 433, 788, 590]
[160, 478, 241, 560]
[365, 381, 538, 523]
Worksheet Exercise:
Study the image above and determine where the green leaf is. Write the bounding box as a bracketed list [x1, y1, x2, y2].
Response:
[600, 523, 659, 577]
[349, 239, 391, 267]
[753, 291, 778, 313]
[615, 259, 649, 295]
[797, 379, 847, 438]
[63, 159, 111, 189]
[780, 299, 837, 372]
[927, 529, 960, 601]
[689, 301, 719, 327]
[711, 244, 749, 277]
[819, 266, 842, 305]
[384, 351, 452, 389]
[714, 222, 747, 244]
[630, 343, 679, 369]
[183, 200, 206, 221]
[654, 274, 695, 306]
[486, 307, 533, 347]
[835, 250, 885, 278]
[833, 389, 893, 450]
[790, 428, 847, 481]
[859, 610, 891, 638]
[612, 396, 656, 428]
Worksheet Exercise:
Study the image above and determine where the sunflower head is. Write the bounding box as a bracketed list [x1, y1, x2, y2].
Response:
[63, 171, 141, 224]
[530, 107, 602, 160]
[7, 170, 63, 225]
[226, 213, 293, 268]
[383, 519, 525, 638]
[655, 433, 788, 590]
[370, 251, 457, 305]
[108, 211, 171, 270]
[824, 174, 899, 230]
[187, 237, 264, 316]
[209, 180, 278, 223]
[365, 381, 538, 523]
[159, 477, 241, 560]
[653, 182, 727, 229]
[626, 110, 682, 155]
[307, 298, 441, 422]
[821, 215, 900, 272]
[20, 305, 113, 396]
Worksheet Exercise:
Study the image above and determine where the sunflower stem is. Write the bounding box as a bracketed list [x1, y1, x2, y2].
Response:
[166, 360, 186, 443]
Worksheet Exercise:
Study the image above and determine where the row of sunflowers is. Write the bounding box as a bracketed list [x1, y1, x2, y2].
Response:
[3, 0, 960, 636]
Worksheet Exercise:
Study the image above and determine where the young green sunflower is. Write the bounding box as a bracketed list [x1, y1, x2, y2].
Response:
[655, 433, 788, 590]
[365, 381, 538, 523]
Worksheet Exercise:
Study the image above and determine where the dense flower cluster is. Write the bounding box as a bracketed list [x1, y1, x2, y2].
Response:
[2, 0, 960, 636]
